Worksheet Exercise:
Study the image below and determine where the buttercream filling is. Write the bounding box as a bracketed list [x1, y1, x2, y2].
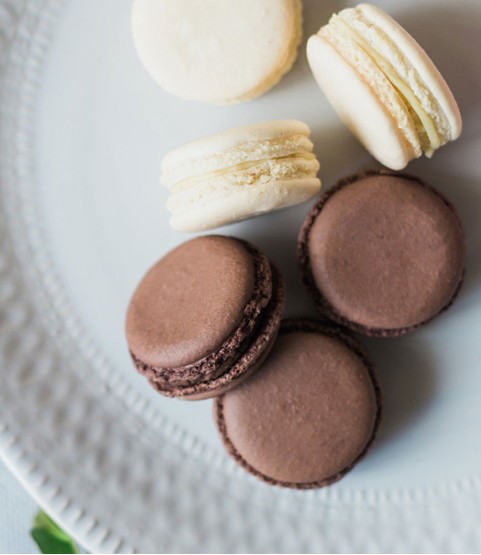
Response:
[347, 7, 452, 141]
[324, 10, 449, 157]
[167, 155, 320, 215]
[161, 134, 315, 187]
[331, 15, 440, 156]
[319, 24, 420, 157]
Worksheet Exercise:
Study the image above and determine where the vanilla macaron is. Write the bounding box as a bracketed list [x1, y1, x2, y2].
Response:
[161, 120, 321, 232]
[132, 0, 302, 105]
[307, 4, 462, 170]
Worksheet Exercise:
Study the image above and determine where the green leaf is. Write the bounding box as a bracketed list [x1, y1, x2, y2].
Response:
[31, 510, 79, 554]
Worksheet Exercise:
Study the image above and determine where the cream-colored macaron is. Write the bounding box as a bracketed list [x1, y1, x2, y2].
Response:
[132, 0, 302, 105]
[307, 4, 462, 170]
[161, 121, 321, 232]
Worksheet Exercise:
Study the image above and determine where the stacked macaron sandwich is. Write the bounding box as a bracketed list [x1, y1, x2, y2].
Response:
[126, 1, 465, 488]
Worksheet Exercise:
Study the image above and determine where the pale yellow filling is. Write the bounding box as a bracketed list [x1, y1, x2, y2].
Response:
[167, 155, 320, 215]
[171, 152, 317, 193]
[330, 14, 440, 157]
[162, 135, 314, 188]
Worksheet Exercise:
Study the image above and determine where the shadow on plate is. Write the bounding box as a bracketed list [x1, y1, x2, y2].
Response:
[238, 204, 319, 320]
[269, 0, 350, 97]
[310, 122, 377, 186]
[302, 0, 349, 39]
[364, 336, 438, 449]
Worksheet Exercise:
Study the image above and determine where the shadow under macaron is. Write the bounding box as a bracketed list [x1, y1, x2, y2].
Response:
[238, 204, 320, 320]
[362, 335, 438, 451]
[302, 0, 350, 40]
[309, 122, 378, 187]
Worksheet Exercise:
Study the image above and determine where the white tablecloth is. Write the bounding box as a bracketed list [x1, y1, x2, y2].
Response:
[0, 459, 38, 554]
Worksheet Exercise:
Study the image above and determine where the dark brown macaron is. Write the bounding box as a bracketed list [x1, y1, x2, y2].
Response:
[126, 235, 285, 400]
[215, 320, 381, 489]
[298, 170, 465, 337]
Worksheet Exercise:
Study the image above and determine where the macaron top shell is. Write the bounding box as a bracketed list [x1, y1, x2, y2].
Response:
[215, 321, 380, 488]
[299, 172, 464, 335]
[131, 0, 302, 104]
[126, 236, 263, 368]
[161, 120, 312, 175]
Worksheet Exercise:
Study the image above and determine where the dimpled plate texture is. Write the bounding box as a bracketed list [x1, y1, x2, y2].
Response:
[1, 0, 481, 553]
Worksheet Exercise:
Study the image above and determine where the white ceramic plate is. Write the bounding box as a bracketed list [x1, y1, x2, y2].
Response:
[1, 0, 481, 552]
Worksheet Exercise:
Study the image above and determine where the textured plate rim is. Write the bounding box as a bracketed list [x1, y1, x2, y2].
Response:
[1, 0, 481, 552]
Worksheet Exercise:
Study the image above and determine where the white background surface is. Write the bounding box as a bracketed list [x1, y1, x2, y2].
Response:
[1, 0, 481, 552]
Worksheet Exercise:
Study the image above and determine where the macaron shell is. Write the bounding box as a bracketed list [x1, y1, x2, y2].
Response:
[132, 0, 302, 104]
[215, 321, 381, 488]
[307, 34, 412, 170]
[299, 171, 465, 336]
[126, 236, 258, 369]
[151, 262, 285, 400]
[169, 177, 321, 233]
[161, 120, 312, 172]
[358, 3, 462, 140]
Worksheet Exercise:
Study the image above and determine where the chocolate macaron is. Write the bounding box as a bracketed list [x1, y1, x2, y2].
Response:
[215, 320, 381, 488]
[298, 171, 465, 337]
[126, 236, 285, 400]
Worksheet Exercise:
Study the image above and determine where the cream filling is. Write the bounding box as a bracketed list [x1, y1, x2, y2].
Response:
[167, 155, 320, 215]
[329, 11, 447, 157]
[348, 7, 452, 141]
[171, 153, 317, 192]
[161, 135, 314, 187]
[320, 24, 421, 158]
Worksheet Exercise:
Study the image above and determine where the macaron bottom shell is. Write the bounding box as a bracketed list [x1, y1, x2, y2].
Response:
[169, 177, 322, 233]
